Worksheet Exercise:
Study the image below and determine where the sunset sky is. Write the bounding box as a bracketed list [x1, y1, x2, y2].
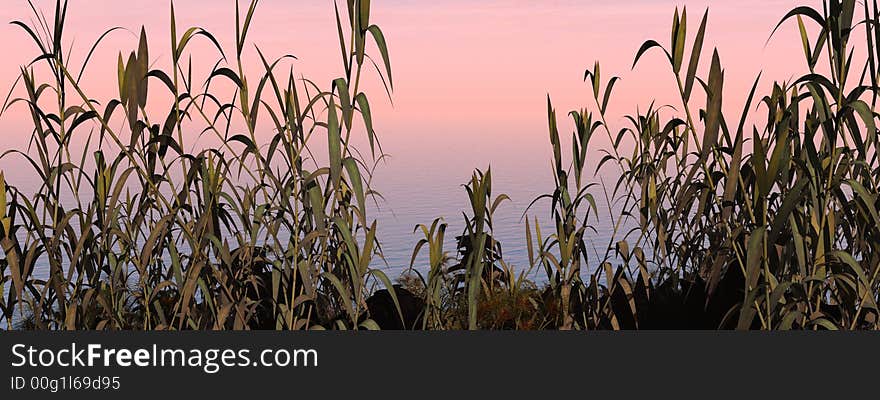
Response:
[0, 1, 806, 146]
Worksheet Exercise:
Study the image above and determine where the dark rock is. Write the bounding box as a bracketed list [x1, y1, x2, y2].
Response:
[366, 285, 425, 330]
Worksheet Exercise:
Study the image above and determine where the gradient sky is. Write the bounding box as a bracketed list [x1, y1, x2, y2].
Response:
[0, 0, 812, 270]
[0, 0, 807, 151]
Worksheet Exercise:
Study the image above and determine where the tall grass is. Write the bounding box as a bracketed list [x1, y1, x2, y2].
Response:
[0, 0, 398, 330]
[412, 0, 880, 330]
[531, 0, 880, 329]
[2, 0, 880, 330]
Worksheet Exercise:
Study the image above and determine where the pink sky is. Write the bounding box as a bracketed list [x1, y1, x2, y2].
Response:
[0, 0, 809, 185]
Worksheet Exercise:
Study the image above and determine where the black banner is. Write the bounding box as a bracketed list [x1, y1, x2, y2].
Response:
[1, 332, 877, 398]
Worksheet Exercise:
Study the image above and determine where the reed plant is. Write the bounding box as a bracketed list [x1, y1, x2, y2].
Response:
[420, 0, 880, 330]
[3, 0, 880, 330]
[537, 0, 880, 329]
[0, 0, 399, 330]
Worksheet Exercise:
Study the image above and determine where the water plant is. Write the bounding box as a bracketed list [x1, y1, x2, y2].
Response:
[0, 0, 398, 330]
[542, 0, 880, 330]
[3, 0, 880, 331]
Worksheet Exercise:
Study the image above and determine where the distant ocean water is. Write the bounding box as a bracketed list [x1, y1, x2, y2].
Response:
[373, 152, 613, 280]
